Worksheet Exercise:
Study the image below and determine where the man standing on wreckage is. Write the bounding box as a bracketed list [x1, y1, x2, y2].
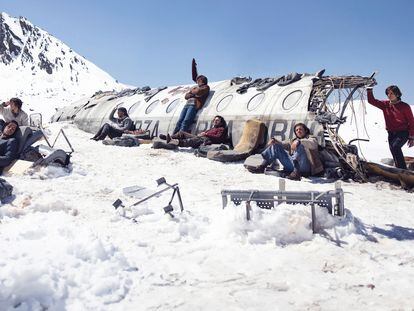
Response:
[366, 84, 414, 169]
[172, 58, 210, 134]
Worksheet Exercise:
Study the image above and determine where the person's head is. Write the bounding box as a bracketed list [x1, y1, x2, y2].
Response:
[293, 123, 310, 139]
[385, 85, 402, 102]
[196, 75, 208, 86]
[212, 115, 226, 128]
[9, 98, 23, 114]
[117, 107, 128, 118]
[2, 120, 19, 138]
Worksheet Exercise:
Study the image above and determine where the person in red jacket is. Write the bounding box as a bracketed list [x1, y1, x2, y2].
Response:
[166, 115, 227, 148]
[367, 85, 414, 169]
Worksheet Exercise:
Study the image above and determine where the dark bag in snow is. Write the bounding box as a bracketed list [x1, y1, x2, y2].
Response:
[102, 136, 140, 147]
[194, 144, 230, 158]
[0, 178, 13, 201]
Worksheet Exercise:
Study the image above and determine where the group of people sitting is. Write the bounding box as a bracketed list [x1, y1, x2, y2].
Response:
[0, 98, 29, 172]
[91, 58, 210, 142]
[92, 104, 324, 181]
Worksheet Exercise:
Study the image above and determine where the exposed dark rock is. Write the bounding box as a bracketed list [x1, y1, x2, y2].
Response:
[38, 52, 54, 74]
[0, 16, 23, 64]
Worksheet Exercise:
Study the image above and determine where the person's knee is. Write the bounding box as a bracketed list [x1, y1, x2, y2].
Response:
[271, 143, 284, 152]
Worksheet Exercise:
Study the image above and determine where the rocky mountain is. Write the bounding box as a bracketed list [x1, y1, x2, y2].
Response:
[0, 12, 124, 117]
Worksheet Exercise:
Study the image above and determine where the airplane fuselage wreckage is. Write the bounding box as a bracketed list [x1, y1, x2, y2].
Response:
[51, 71, 414, 189]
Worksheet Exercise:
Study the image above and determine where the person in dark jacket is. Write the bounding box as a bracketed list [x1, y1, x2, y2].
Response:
[0, 120, 20, 172]
[91, 107, 134, 141]
[367, 85, 414, 169]
[166, 116, 227, 148]
[173, 58, 210, 134]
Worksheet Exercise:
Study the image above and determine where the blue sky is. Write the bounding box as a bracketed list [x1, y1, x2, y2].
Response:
[2, 0, 414, 103]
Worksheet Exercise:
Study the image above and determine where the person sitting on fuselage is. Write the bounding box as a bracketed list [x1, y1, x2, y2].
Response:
[162, 115, 227, 148]
[0, 121, 20, 173]
[258, 123, 323, 181]
[172, 58, 210, 134]
[0, 98, 29, 128]
[91, 107, 133, 141]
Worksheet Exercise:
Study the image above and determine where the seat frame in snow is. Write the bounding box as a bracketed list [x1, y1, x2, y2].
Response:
[221, 180, 345, 233]
[6, 126, 73, 173]
[33, 127, 74, 167]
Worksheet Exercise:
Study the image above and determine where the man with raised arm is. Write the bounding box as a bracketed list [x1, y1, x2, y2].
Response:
[367, 85, 414, 169]
[0, 98, 29, 128]
[173, 58, 210, 134]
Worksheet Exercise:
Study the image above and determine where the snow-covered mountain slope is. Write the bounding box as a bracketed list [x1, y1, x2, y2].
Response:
[0, 12, 124, 118]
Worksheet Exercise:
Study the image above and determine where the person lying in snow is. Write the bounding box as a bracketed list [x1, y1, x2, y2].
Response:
[160, 115, 227, 148]
[172, 58, 210, 134]
[254, 123, 323, 181]
[91, 107, 133, 141]
[0, 121, 20, 173]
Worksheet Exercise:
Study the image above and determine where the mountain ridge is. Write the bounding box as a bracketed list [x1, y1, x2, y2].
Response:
[0, 12, 125, 117]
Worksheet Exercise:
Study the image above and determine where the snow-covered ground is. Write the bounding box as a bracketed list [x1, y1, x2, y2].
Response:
[1, 109, 414, 309]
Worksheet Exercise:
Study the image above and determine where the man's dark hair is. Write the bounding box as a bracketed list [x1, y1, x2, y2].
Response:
[4, 120, 20, 137]
[10, 98, 23, 109]
[117, 107, 129, 117]
[196, 75, 208, 85]
[385, 85, 402, 100]
[213, 115, 226, 128]
[294, 123, 310, 137]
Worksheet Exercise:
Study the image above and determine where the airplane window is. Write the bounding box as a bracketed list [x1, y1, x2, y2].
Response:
[128, 101, 141, 114]
[282, 90, 303, 110]
[145, 100, 160, 114]
[247, 93, 265, 111]
[216, 95, 233, 112]
[166, 99, 180, 113]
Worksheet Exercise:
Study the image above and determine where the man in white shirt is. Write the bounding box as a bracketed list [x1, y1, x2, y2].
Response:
[0, 98, 29, 128]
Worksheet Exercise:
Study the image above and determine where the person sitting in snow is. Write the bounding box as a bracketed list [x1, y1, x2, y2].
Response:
[0, 120, 20, 173]
[172, 58, 210, 134]
[91, 107, 134, 141]
[252, 123, 323, 181]
[0, 98, 29, 129]
[366, 85, 414, 169]
[160, 115, 228, 148]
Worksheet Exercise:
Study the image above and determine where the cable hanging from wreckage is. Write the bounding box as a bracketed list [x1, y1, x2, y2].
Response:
[309, 72, 377, 182]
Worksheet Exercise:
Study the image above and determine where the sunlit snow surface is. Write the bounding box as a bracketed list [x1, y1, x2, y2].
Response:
[1, 115, 414, 310]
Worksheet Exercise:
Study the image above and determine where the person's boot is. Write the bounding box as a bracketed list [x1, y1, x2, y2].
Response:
[159, 134, 167, 140]
[246, 155, 269, 174]
[287, 170, 301, 181]
[166, 133, 172, 143]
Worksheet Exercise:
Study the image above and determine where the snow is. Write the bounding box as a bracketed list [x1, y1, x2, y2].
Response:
[0, 12, 125, 122]
[1, 114, 414, 309]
